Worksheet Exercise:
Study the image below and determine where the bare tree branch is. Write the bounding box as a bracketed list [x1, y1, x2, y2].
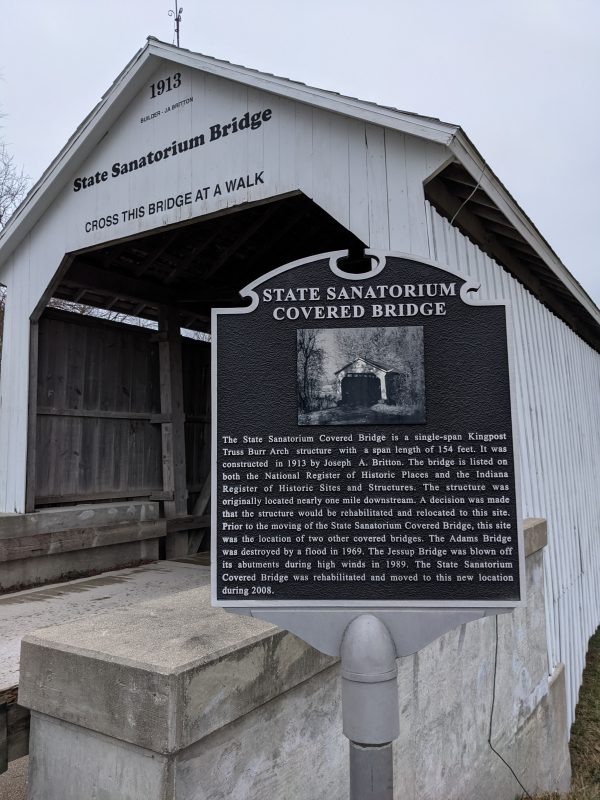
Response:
[0, 142, 28, 229]
[297, 329, 325, 413]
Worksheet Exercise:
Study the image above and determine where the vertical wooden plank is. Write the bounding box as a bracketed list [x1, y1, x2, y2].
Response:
[403, 137, 430, 258]
[347, 119, 370, 245]
[328, 112, 352, 231]
[273, 96, 296, 197]
[182, 338, 211, 503]
[0, 265, 29, 512]
[118, 325, 134, 413]
[310, 109, 335, 219]
[386, 130, 411, 253]
[65, 319, 84, 410]
[25, 321, 39, 512]
[295, 103, 314, 200]
[83, 320, 98, 413]
[159, 308, 188, 557]
[401, 138, 446, 258]
[365, 124, 390, 249]
[306, 108, 353, 234]
[247, 87, 280, 200]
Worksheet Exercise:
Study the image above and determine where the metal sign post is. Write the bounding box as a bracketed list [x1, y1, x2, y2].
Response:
[212, 250, 524, 797]
[341, 614, 398, 800]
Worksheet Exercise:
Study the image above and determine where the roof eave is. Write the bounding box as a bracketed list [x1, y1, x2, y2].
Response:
[448, 129, 600, 328]
[0, 39, 458, 272]
[143, 39, 458, 144]
[1, 39, 597, 337]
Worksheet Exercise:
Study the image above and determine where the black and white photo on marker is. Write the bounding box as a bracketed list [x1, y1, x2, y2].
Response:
[297, 326, 425, 425]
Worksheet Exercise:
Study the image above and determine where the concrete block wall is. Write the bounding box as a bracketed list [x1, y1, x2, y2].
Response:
[19, 519, 570, 799]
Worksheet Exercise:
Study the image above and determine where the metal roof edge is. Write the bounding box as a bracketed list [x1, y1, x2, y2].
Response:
[448, 129, 600, 325]
[144, 39, 458, 143]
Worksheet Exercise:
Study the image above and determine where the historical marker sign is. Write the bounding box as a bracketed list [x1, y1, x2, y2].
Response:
[212, 252, 524, 609]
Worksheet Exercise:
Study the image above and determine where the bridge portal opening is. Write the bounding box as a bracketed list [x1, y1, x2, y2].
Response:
[27, 193, 364, 560]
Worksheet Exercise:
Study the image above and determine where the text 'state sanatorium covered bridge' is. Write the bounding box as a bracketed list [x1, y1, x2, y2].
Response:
[0, 39, 599, 725]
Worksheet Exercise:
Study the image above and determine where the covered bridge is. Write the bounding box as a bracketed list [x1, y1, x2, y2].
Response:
[0, 38, 599, 735]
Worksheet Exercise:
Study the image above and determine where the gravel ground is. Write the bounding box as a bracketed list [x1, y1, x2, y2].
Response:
[0, 756, 27, 800]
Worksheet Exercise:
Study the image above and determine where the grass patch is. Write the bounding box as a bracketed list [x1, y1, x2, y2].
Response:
[532, 626, 600, 799]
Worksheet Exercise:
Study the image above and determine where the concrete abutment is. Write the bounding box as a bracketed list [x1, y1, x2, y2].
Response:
[18, 518, 570, 799]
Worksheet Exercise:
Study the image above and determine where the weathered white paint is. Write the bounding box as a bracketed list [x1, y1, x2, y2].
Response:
[0, 251, 30, 514]
[0, 68, 450, 293]
[0, 40, 597, 731]
[426, 202, 600, 725]
[2, 40, 596, 324]
[0, 60, 447, 513]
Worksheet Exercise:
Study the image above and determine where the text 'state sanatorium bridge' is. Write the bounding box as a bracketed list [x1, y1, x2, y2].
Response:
[0, 37, 599, 793]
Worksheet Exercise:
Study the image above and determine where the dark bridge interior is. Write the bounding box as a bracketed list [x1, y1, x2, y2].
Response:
[28, 193, 364, 536]
[50, 194, 364, 331]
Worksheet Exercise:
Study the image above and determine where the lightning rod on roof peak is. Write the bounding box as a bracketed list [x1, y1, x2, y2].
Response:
[168, 3, 183, 48]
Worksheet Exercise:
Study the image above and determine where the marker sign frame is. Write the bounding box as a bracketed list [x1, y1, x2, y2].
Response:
[211, 251, 525, 612]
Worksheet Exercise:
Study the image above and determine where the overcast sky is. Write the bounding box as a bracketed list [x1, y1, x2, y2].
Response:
[1, 0, 598, 306]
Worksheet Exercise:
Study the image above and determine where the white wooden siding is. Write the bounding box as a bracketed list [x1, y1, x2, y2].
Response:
[0, 48, 597, 729]
[426, 202, 600, 725]
[0, 75, 448, 516]
[0, 251, 30, 514]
